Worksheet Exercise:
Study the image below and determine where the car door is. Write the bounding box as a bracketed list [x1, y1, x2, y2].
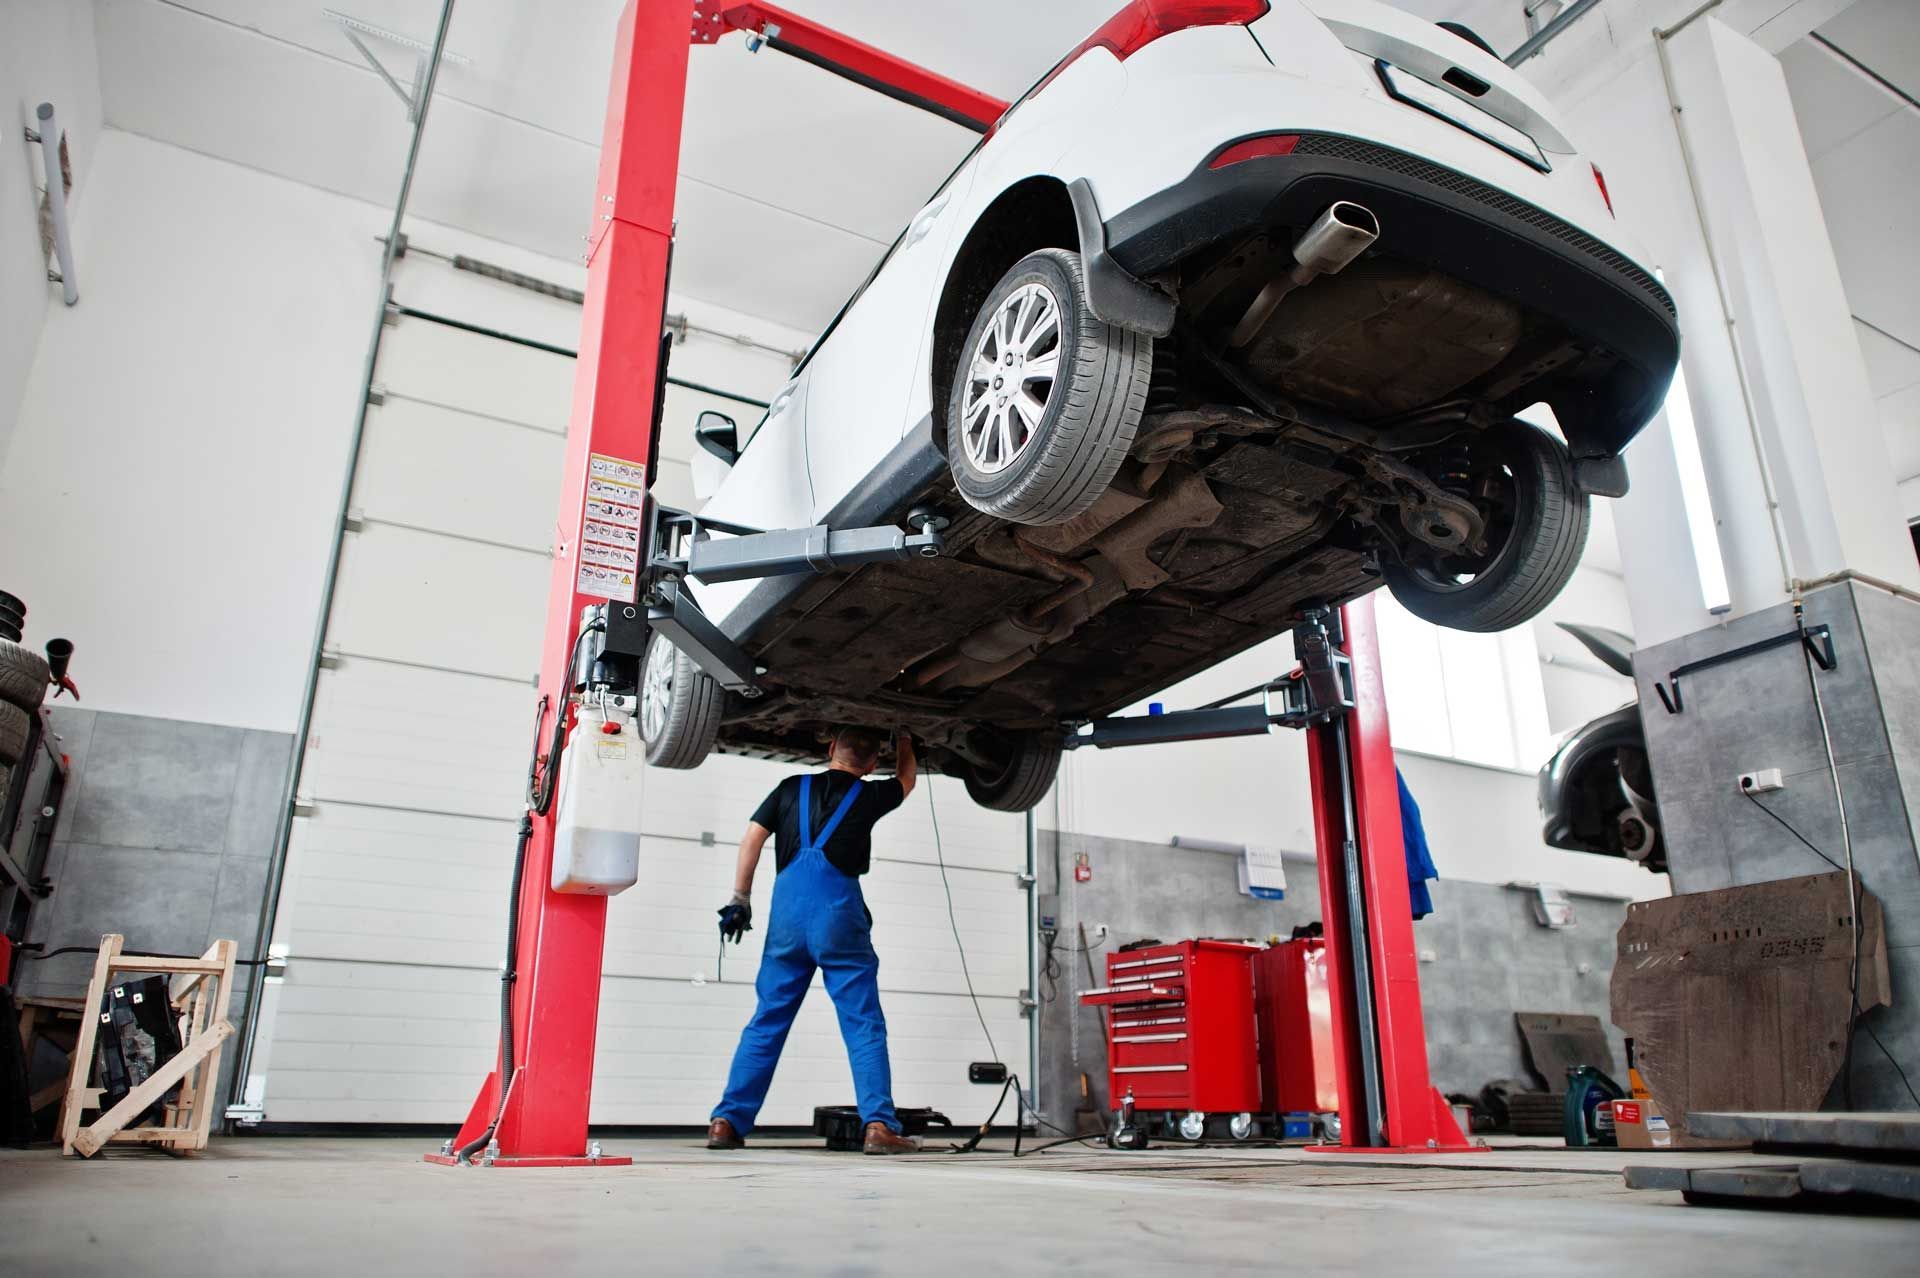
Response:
[692, 368, 814, 627]
[801, 166, 976, 520]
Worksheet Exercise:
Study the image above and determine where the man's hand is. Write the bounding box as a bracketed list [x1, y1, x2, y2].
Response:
[718, 891, 753, 944]
[894, 728, 918, 797]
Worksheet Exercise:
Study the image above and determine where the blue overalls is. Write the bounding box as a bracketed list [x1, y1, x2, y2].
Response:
[712, 775, 900, 1137]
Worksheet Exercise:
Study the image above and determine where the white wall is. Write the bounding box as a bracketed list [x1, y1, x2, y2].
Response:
[0, 0, 102, 466]
[0, 128, 808, 732]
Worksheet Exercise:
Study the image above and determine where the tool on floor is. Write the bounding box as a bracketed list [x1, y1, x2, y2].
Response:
[1563, 1065, 1626, 1148]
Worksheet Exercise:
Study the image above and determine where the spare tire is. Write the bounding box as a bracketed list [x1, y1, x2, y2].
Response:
[0, 702, 30, 768]
[0, 640, 48, 712]
[962, 730, 1062, 813]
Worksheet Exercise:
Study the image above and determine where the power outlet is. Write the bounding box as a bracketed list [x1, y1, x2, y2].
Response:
[1092, 923, 1109, 940]
[1738, 768, 1785, 794]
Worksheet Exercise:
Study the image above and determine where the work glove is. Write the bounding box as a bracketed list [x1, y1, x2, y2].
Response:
[718, 892, 753, 944]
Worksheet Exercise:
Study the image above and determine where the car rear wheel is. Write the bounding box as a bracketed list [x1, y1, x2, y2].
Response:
[639, 632, 722, 770]
[1383, 420, 1589, 632]
[947, 249, 1151, 527]
[961, 729, 1062, 812]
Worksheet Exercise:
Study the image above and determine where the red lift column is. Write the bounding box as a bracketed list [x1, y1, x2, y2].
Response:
[1307, 597, 1473, 1152]
[433, 0, 1004, 1169]
[432, 0, 690, 1168]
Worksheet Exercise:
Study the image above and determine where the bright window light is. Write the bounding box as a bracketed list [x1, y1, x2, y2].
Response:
[1656, 269, 1732, 614]
[1375, 593, 1553, 770]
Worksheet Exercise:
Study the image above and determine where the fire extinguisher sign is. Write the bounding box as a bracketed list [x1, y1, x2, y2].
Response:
[1073, 852, 1092, 883]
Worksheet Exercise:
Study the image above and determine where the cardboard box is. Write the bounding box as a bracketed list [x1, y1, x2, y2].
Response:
[1612, 1098, 1673, 1151]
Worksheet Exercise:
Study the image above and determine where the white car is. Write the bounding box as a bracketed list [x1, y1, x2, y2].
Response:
[644, 0, 1679, 810]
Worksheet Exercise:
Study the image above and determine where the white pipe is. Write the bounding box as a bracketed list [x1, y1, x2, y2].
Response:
[34, 103, 78, 306]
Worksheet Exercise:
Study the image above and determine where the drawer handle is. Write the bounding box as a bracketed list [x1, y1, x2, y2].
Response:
[1114, 1032, 1187, 1043]
[1111, 956, 1186, 972]
[1113, 1016, 1186, 1028]
[1114, 1064, 1188, 1074]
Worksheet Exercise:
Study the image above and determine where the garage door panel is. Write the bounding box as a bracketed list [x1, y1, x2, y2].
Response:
[264, 317, 1031, 1126]
[375, 319, 574, 430]
[329, 523, 547, 680]
[354, 397, 563, 550]
[303, 661, 533, 817]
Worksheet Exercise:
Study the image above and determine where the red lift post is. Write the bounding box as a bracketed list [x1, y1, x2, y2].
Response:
[435, 0, 1465, 1165]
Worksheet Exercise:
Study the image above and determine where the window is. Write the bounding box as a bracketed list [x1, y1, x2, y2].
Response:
[1374, 593, 1553, 771]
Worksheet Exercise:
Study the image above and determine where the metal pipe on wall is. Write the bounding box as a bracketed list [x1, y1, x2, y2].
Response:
[32, 103, 78, 306]
[225, 0, 460, 1123]
[1505, 0, 1602, 66]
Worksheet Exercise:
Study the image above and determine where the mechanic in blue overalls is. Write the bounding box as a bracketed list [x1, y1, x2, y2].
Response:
[707, 725, 919, 1155]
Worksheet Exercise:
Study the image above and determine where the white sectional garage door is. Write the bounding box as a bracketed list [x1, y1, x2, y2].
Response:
[256, 301, 1031, 1126]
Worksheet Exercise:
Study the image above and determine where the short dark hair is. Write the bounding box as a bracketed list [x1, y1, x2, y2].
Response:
[832, 725, 883, 761]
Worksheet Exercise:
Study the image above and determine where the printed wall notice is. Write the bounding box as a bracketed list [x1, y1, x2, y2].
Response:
[575, 452, 647, 603]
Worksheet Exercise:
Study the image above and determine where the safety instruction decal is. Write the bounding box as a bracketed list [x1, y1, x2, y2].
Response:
[575, 452, 647, 603]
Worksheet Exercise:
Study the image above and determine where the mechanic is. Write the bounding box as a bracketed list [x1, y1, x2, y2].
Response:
[707, 725, 920, 1155]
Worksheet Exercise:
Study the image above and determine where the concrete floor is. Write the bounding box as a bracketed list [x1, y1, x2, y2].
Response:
[4, 1135, 1917, 1274]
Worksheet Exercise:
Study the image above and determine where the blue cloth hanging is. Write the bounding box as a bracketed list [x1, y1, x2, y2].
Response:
[1397, 768, 1439, 920]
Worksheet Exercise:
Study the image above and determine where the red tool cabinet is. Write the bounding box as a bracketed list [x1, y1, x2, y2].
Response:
[1082, 940, 1263, 1114]
[1253, 938, 1339, 1114]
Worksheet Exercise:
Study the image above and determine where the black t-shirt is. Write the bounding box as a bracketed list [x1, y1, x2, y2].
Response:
[750, 771, 906, 879]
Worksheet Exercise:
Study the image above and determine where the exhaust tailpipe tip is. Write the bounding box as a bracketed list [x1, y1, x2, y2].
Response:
[1291, 201, 1380, 278]
[1228, 201, 1381, 350]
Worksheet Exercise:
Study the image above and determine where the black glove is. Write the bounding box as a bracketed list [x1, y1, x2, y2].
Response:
[718, 893, 753, 944]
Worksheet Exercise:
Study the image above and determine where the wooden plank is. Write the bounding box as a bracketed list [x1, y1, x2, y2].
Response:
[1687, 1110, 1920, 1155]
[71, 1021, 233, 1157]
[102, 956, 227, 976]
[189, 939, 237, 1149]
[60, 935, 122, 1156]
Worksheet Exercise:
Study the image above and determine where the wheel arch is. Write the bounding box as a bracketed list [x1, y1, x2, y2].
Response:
[930, 176, 1080, 444]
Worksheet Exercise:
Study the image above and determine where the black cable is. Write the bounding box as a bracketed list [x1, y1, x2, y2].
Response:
[1739, 784, 1919, 1110]
[1739, 788, 1843, 871]
[925, 783, 998, 1064]
[14, 944, 271, 965]
[527, 624, 605, 815]
[452, 813, 533, 1166]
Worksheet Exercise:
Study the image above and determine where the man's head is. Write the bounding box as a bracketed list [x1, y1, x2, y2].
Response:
[827, 725, 884, 775]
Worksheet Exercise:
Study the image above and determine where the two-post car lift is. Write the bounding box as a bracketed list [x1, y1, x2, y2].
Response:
[429, 0, 1470, 1167]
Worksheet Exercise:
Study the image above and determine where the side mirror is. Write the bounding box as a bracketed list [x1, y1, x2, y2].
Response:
[691, 410, 738, 501]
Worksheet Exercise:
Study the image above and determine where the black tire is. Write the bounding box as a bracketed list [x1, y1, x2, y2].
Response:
[639, 632, 722, 770]
[946, 249, 1151, 527]
[962, 730, 1062, 813]
[1383, 421, 1590, 632]
[0, 640, 48, 712]
[0, 702, 29, 768]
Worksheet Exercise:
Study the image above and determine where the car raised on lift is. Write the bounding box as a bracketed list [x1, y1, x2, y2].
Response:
[639, 0, 1680, 811]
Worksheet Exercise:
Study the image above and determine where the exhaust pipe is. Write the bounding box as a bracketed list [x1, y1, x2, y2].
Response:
[1229, 201, 1380, 349]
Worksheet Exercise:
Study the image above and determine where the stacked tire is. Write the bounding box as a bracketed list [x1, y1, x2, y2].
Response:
[0, 591, 49, 808]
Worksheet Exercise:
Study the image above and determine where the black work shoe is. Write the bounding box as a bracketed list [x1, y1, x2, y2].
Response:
[862, 1121, 920, 1155]
[707, 1118, 744, 1150]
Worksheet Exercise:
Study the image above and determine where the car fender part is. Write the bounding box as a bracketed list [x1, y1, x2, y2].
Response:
[1067, 178, 1177, 337]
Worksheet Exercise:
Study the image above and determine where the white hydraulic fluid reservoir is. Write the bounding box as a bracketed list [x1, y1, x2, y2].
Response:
[551, 699, 644, 894]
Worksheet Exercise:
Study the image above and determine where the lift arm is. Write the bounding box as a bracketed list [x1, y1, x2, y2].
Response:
[690, 3, 1010, 133]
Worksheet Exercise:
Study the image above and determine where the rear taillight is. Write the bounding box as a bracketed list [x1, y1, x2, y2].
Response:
[1591, 163, 1614, 218]
[1209, 132, 1300, 169]
[1023, 0, 1271, 107]
[1084, 0, 1272, 60]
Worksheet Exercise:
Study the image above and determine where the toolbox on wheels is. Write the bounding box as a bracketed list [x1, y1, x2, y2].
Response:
[1082, 940, 1263, 1118]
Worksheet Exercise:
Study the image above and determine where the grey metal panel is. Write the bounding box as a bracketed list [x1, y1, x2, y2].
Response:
[1687, 1110, 1920, 1155]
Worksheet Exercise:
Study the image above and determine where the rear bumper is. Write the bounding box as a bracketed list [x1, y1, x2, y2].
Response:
[1104, 132, 1680, 458]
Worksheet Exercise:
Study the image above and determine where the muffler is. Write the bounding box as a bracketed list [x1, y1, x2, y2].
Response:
[1228, 201, 1380, 349]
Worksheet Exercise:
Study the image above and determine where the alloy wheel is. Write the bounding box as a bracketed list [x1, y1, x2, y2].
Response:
[958, 281, 1061, 475]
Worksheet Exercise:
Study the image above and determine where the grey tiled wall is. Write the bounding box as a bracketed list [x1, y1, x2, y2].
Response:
[1033, 828, 1628, 1130]
[16, 706, 292, 1099]
[1634, 581, 1920, 1110]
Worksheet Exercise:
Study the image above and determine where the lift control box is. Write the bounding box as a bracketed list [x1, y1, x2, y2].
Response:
[551, 701, 644, 895]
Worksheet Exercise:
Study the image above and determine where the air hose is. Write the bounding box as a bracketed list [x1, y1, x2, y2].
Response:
[452, 813, 532, 1165]
[454, 623, 602, 1164]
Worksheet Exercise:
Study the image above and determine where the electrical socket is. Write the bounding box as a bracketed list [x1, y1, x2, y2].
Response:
[1093, 923, 1109, 939]
[1738, 768, 1785, 794]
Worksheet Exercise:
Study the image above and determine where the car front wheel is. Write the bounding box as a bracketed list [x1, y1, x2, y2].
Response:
[1382, 420, 1590, 633]
[946, 249, 1151, 527]
[639, 632, 722, 770]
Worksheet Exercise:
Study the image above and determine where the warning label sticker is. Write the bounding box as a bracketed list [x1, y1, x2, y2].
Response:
[575, 452, 648, 603]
